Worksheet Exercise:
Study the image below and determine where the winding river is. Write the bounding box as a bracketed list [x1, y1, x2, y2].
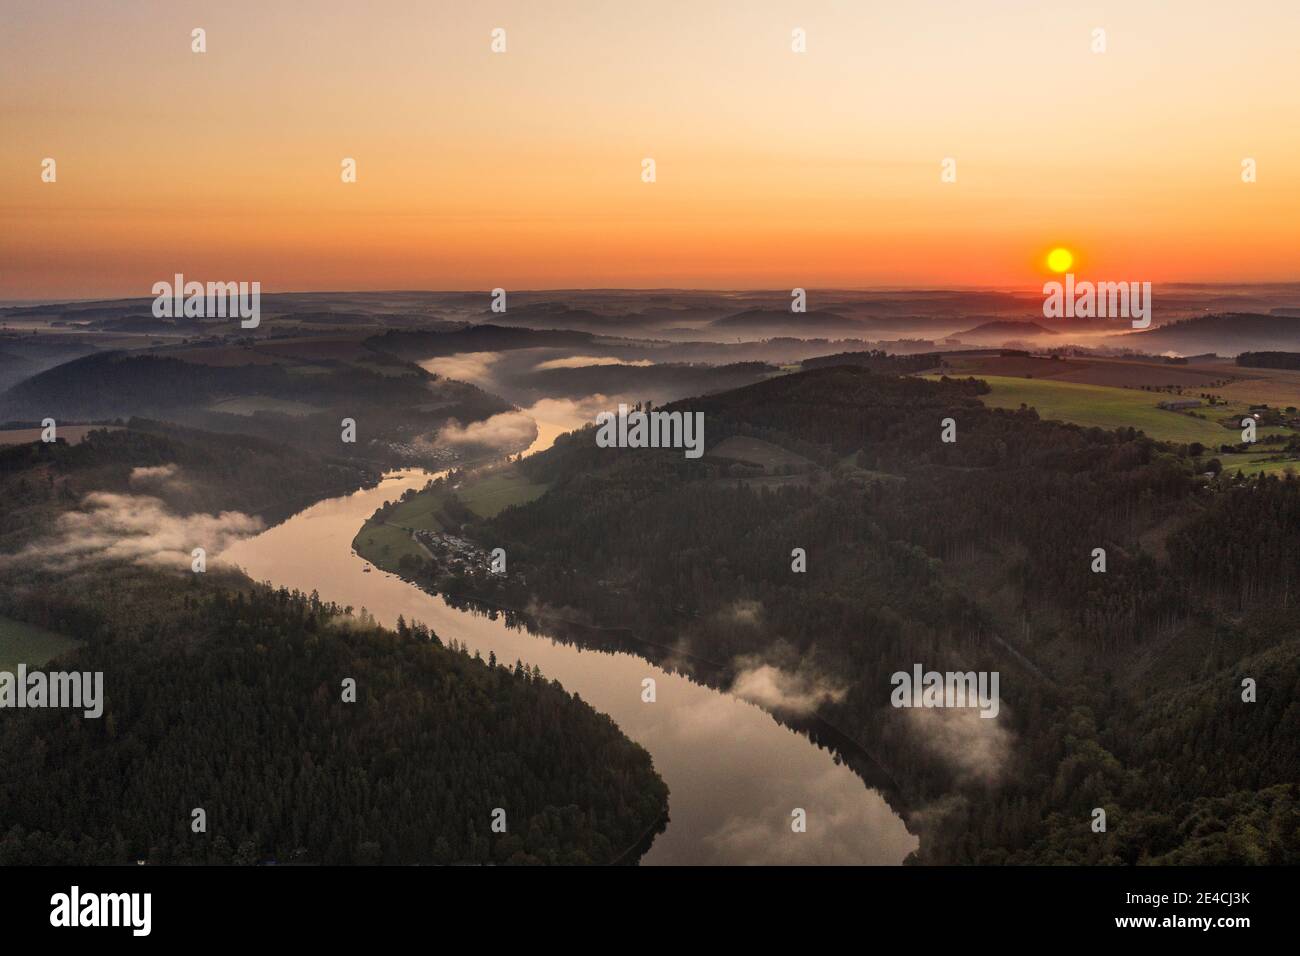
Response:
[222, 407, 917, 864]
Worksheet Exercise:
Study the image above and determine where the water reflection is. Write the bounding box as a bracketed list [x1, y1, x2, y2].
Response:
[222, 411, 917, 864]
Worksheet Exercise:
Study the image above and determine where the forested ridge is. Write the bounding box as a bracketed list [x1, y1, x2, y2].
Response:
[0, 349, 512, 466]
[405, 365, 1299, 864]
[1237, 351, 1300, 371]
[0, 577, 667, 865]
[0, 423, 372, 553]
[0, 425, 668, 865]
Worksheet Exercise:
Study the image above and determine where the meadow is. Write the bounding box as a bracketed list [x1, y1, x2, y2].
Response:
[352, 522, 427, 567]
[965, 375, 1233, 443]
[352, 465, 549, 568]
[941, 374, 1300, 474]
[0, 616, 82, 671]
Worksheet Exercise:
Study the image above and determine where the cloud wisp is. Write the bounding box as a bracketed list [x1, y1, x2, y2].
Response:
[0, 492, 263, 573]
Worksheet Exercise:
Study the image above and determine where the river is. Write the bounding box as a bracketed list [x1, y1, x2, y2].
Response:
[222, 401, 917, 864]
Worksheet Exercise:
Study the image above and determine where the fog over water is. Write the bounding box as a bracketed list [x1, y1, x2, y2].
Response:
[223, 386, 916, 864]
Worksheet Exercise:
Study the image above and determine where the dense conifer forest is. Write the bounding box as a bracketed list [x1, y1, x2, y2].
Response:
[1237, 351, 1300, 371]
[398, 366, 1299, 863]
[0, 576, 667, 865]
[0, 426, 668, 864]
[0, 350, 513, 466]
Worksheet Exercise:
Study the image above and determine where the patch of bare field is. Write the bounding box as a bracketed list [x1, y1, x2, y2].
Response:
[1212, 370, 1300, 409]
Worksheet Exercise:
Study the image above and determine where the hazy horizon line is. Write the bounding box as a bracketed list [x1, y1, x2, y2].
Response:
[6, 280, 1300, 310]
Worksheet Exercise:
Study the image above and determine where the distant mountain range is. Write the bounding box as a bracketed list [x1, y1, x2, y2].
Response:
[1121, 313, 1300, 355]
[953, 320, 1059, 340]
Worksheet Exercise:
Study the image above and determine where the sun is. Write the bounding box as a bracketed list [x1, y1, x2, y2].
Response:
[1046, 247, 1074, 273]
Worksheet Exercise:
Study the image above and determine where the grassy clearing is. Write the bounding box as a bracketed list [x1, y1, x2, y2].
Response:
[352, 522, 426, 567]
[1215, 453, 1300, 477]
[384, 490, 447, 531]
[207, 396, 320, 417]
[352, 465, 549, 569]
[943, 375, 1300, 475]
[709, 435, 815, 470]
[375, 468, 548, 528]
[456, 470, 549, 518]
[0, 616, 82, 671]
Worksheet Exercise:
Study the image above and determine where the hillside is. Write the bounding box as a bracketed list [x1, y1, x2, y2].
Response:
[515, 360, 775, 400]
[1123, 312, 1300, 355]
[0, 346, 515, 467]
[386, 366, 1300, 864]
[0, 424, 668, 865]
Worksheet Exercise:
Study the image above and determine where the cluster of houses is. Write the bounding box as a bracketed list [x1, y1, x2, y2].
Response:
[1155, 398, 1300, 430]
[413, 529, 492, 573]
[384, 441, 460, 465]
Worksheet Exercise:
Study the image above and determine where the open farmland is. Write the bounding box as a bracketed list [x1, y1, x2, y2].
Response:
[950, 375, 1234, 445]
[1199, 362, 1300, 409]
[942, 374, 1300, 475]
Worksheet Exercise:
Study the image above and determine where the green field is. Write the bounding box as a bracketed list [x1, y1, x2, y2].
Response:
[353, 466, 549, 568]
[960, 375, 1240, 445]
[352, 522, 427, 567]
[455, 471, 550, 518]
[943, 375, 1300, 474]
[383, 488, 448, 531]
[372, 469, 550, 531]
[0, 616, 82, 671]
[1216, 452, 1300, 477]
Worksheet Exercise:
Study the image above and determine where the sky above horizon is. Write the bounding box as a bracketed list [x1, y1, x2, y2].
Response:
[2, 0, 1298, 299]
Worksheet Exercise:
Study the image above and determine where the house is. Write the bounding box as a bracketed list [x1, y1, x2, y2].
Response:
[1157, 399, 1202, 410]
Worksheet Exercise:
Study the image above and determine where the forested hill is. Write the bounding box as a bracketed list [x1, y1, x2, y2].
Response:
[0, 425, 668, 864]
[0, 422, 371, 554]
[1127, 312, 1300, 354]
[0, 349, 513, 467]
[434, 365, 1298, 864]
[366, 324, 597, 360]
[1237, 351, 1300, 370]
[0, 576, 667, 865]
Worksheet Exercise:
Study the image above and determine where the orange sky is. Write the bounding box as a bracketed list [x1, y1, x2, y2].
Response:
[2, 0, 1298, 299]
